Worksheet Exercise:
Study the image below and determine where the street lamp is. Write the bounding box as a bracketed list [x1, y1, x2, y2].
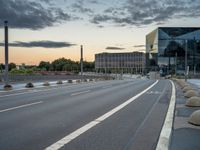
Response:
[4, 21, 12, 90]
[185, 40, 188, 81]
[80, 45, 83, 80]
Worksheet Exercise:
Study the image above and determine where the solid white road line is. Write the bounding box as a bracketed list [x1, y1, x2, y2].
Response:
[45, 80, 159, 150]
[71, 90, 91, 96]
[156, 80, 176, 150]
[0, 101, 43, 113]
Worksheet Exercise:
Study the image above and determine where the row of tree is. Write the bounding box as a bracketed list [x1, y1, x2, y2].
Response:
[0, 57, 95, 74]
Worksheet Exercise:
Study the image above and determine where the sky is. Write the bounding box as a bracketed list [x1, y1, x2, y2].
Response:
[0, 0, 200, 65]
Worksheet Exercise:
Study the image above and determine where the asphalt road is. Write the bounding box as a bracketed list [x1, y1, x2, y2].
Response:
[0, 79, 172, 150]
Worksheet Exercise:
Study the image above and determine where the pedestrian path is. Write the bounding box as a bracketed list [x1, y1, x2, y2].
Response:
[170, 80, 200, 150]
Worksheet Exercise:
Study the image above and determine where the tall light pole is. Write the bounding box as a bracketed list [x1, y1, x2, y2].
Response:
[80, 45, 83, 80]
[4, 21, 12, 89]
[185, 40, 188, 81]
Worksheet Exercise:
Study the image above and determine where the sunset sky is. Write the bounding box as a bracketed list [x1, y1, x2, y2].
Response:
[0, 0, 200, 65]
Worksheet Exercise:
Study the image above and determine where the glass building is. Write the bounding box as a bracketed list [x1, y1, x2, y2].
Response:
[146, 27, 200, 75]
[95, 52, 145, 74]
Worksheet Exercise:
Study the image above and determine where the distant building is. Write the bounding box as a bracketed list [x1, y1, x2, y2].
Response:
[146, 27, 200, 75]
[95, 52, 145, 74]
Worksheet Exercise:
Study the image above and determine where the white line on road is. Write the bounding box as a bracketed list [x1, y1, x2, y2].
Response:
[0, 101, 43, 113]
[71, 90, 91, 96]
[102, 85, 113, 89]
[156, 80, 176, 150]
[45, 80, 159, 150]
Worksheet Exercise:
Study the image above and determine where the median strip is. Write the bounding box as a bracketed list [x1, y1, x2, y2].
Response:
[0, 101, 43, 113]
[45, 80, 159, 150]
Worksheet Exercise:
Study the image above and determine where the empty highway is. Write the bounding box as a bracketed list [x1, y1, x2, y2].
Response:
[0, 79, 172, 150]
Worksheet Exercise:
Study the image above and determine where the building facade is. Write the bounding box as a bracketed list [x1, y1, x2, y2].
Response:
[95, 52, 145, 74]
[146, 27, 200, 75]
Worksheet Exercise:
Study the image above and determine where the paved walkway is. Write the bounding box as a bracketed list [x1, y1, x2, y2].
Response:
[170, 79, 200, 150]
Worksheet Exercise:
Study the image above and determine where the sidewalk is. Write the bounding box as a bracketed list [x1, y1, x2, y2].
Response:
[170, 79, 200, 150]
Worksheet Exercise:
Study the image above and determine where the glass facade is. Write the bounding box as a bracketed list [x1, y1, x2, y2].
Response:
[146, 27, 200, 75]
[95, 52, 145, 73]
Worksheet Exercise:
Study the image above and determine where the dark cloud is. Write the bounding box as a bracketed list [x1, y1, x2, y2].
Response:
[90, 0, 200, 27]
[134, 45, 145, 48]
[89, 0, 98, 4]
[71, 0, 93, 14]
[106, 47, 125, 50]
[0, 41, 76, 48]
[0, 0, 72, 30]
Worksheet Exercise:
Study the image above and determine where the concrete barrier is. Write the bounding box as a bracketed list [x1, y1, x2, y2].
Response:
[188, 110, 200, 126]
[25, 82, 34, 88]
[57, 80, 63, 84]
[43, 82, 50, 86]
[4, 84, 12, 90]
[68, 80, 73, 83]
[184, 90, 199, 98]
[76, 79, 81, 83]
[186, 96, 200, 107]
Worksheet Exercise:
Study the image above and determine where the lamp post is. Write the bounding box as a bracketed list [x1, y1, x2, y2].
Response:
[185, 40, 188, 82]
[4, 21, 12, 90]
[80, 45, 83, 81]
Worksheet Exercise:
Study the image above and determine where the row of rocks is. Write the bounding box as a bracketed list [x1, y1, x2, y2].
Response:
[175, 79, 200, 126]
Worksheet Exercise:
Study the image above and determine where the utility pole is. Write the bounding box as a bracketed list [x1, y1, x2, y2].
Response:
[4, 21, 12, 89]
[80, 45, 83, 80]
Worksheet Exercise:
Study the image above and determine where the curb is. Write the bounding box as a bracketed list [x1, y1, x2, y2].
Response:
[156, 80, 176, 150]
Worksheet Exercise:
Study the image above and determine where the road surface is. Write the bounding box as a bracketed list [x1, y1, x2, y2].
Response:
[0, 79, 172, 150]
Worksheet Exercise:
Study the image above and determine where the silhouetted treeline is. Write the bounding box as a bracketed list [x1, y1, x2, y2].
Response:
[0, 57, 95, 73]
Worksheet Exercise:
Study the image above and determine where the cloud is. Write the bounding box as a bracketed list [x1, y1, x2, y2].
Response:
[134, 45, 145, 48]
[71, 0, 93, 14]
[90, 0, 200, 27]
[0, 0, 72, 30]
[0, 41, 76, 48]
[106, 46, 125, 50]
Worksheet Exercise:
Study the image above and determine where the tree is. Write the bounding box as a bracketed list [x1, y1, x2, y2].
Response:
[83, 61, 95, 72]
[0, 63, 5, 73]
[9, 62, 16, 71]
[51, 58, 73, 71]
[38, 61, 51, 71]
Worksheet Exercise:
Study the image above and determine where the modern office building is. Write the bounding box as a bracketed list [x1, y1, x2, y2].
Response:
[146, 27, 200, 75]
[95, 52, 145, 74]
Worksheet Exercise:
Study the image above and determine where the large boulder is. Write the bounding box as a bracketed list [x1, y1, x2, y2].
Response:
[186, 96, 200, 107]
[183, 86, 194, 93]
[188, 110, 200, 126]
[184, 90, 199, 98]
